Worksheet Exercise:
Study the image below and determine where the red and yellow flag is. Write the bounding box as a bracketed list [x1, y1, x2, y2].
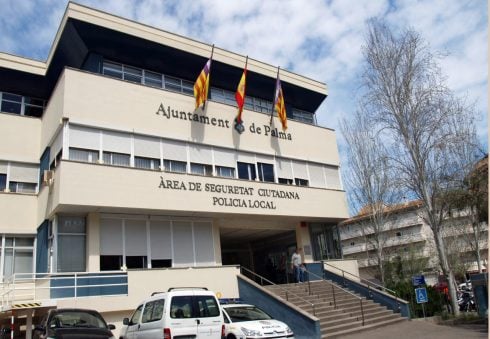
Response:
[235, 68, 247, 124]
[193, 58, 211, 109]
[274, 76, 287, 130]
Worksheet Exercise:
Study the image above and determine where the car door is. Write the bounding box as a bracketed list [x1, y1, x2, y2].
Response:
[195, 295, 223, 338]
[138, 298, 165, 339]
[168, 294, 198, 337]
[125, 304, 143, 339]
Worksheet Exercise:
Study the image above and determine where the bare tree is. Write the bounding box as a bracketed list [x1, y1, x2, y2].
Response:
[360, 19, 481, 315]
[341, 110, 399, 284]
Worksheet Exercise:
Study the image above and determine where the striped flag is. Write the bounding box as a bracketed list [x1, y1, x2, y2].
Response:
[235, 66, 247, 124]
[274, 76, 287, 130]
[193, 58, 211, 109]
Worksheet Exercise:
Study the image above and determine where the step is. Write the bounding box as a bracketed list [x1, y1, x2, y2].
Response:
[322, 317, 407, 338]
[320, 313, 403, 336]
[320, 309, 399, 328]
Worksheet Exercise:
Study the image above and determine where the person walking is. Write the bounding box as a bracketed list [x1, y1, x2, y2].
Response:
[291, 248, 303, 283]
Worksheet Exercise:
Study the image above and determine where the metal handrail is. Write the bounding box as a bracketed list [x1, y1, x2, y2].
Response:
[323, 261, 397, 295]
[0, 271, 129, 309]
[302, 267, 365, 326]
[323, 261, 401, 310]
[239, 266, 318, 316]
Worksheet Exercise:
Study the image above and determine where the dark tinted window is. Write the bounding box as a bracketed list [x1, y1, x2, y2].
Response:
[0, 174, 6, 190]
[258, 163, 274, 182]
[237, 162, 256, 180]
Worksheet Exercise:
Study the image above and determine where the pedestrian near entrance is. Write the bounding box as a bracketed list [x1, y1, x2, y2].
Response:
[291, 248, 303, 283]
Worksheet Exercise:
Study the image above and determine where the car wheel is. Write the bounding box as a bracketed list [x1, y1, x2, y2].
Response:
[227, 334, 237, 339]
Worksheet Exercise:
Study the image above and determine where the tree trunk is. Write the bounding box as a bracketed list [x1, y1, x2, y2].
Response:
[434, 229, 460, 316]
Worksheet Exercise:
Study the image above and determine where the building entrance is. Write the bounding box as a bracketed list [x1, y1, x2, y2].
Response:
[220, 227, 296, 284]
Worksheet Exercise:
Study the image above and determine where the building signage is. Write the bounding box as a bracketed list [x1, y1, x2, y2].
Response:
[158, 177, 300, 210]
[155, 103, 293, 141]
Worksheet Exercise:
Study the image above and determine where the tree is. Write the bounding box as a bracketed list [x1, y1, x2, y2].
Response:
[445, 156, 488, 273]
[359, 19, 481, 315]
[341, 110, 399, 284]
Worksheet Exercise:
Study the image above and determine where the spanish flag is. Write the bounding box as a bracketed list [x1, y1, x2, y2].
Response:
[193, 58, 212, 109]
[274, 76, 287, 130]
[235, 61, 247, 124]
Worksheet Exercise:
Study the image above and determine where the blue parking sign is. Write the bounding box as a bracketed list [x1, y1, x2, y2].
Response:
[415, 287, 428, 303]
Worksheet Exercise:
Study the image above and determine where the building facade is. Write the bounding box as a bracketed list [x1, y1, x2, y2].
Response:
[0, 3, 348, 336]
[339, 201, 488, 284]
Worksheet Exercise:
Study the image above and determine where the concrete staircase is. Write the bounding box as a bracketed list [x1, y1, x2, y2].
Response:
[265, 280, 407, 338]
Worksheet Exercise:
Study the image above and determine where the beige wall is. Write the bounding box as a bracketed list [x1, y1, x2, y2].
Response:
[0, 114, 40, 163]
[0, 193, 38, 234]
[55, 161, 348, 219]
[62, 69, 339, 166]
[40, 72, 65, 152]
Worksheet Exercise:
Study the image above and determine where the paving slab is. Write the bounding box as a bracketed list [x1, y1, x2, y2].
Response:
[335, 318, 488, 339]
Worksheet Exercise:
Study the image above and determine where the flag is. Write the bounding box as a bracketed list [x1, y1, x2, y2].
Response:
[194, 58, 211, 109]
[235, 68, 247, 124]
[274, 76, 287, 130]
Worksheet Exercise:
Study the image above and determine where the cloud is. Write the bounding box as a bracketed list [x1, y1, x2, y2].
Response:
[0, 0, 486, 150]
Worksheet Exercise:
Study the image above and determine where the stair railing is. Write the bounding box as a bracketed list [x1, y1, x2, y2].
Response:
[302, 267, 365, 326]
[239, 266, 317, 316]
[323, 261, 400, 312]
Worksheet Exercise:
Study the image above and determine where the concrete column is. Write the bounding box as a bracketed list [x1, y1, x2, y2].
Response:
[296, 223, 313, 263]
[25, 310, 32, 339]
[212, 222, 222, 265]
[86, 213, 101, 272]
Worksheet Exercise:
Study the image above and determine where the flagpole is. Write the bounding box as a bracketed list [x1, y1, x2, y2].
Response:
[270, 66, 280, 126]
[203, 44, 215, 109]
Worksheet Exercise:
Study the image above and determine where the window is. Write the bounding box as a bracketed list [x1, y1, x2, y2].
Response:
[195, 296, 220, 317]
[2, 237, 35, 279]
[164, 160, 186, 173]
[171, 296, 193, 318]
[126, 256, 147, 269]
[350, 242, 355, 246]
[0, 174, 5, 191]
[103, 152, 130, 166]
[164, 76, 183, 93]
[123, 65, 143, 83]
[9, 182, 36, 194]
[292, 108, 315, 124]
[135, 156, 160, 170]
[278, 178, 293, 185]
[295, 178, 309, 186]
[237, 162, 256, 180]
[142, 299, 165, 323]
[144, 71, 163, 88]
[151, 259, 172, 268]
[396, 231, 402, 237]
[190, 163, 212, 176]
[130, 305, 143, 325]
[257, 163, 275, 182]
[23, 97, 44, 117]
[102, 61, 123, 79]
[100, 255, 122, 271]
[216, 166, 235, 178]
[1, 93, 22, 114]
[57, 216, 86, 272]
[69, 148, 99, 163]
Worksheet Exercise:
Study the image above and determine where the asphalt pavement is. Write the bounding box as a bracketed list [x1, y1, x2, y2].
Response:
[336, 318, 488, 339]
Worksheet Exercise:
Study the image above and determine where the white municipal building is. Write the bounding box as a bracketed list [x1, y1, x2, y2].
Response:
[0, 2, 350, 337]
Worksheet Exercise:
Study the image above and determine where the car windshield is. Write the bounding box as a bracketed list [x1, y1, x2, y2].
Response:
[49, 311, 107, 329]
[225, 306, 272, 322]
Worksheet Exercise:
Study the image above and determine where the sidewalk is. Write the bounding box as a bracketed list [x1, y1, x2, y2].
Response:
[336, 318, 488, 339]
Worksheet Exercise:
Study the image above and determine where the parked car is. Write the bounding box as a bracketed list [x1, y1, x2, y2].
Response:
[221, 303, 294, 339]
[33, 308, 116, 339]
[120, 287, 225, 339]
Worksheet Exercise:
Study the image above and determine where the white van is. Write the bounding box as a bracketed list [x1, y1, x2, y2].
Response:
[120, 287, 224, 339]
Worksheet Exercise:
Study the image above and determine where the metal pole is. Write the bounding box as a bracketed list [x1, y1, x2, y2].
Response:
[342, 271, 346, 287]
[422, 302, 426, 319]
[10, 311, 14, 339]
[331, 284, 336, 308]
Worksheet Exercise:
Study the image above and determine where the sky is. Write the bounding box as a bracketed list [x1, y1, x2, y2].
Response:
[0, 0, 487, 157]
